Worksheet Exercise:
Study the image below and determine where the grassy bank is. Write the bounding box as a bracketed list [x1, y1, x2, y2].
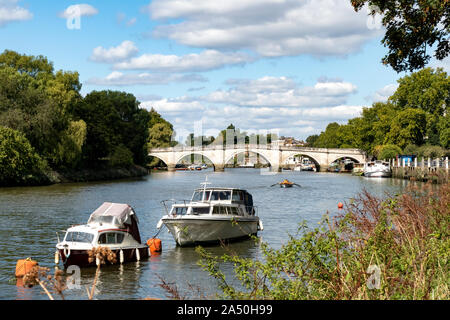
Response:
[195, 182, 449, 300]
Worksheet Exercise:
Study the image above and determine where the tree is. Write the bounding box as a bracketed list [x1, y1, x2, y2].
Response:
[351, 1, 449, 72]
[0, 50, 83, 168]
[389, 68, 449, 116]
[385, 108, 427, 149]
[52, 120, 87, 168]
[305, 134, 319, 147]
[73, 90, 149, 166]
[313, 123, 343, 148]
[378, 144, 403, 160]
[438, 113, 450, 148]
[0, 126, 46, 186]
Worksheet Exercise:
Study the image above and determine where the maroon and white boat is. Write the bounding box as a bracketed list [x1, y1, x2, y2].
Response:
[55, 202, 149, 268]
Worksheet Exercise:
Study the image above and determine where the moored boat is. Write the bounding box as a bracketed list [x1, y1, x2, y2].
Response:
[363, 160, 391, 177]
[156, 179, 263, 246]
[55, 202, 149, 267]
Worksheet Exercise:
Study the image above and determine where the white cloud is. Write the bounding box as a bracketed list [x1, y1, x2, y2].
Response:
[86, 71, 207, 86]
[59, 4, 98, 19]
[114, 49, 255, 72]
[139, 75, 363, 140]
[203, 76, 357, 108]
[147, 0, 382, 57]
[371, 83, 398, 103]
[0, 0, 32, 27]
[91, 40, 139, 63]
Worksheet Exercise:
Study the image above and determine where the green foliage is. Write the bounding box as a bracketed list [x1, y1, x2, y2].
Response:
[351, 1, 449, 73]
[403, 144, 420, 155]
[0, 126, 47, 186]
[0, 50, 175, 184]
[197, 185, 450, 300]
[438, 113, 450, 148]
[109, 145, 134, 167]
[305, 134, 319, 146]
[73, 90, 150, 166]
[385, 108, 427, 149]
[390, 68, 449, 116]
[378, 144, 403, 160]
[417, 145, 446, 158]
[53, 120, 87, 168]
[0, 50, 82, 167]
[148, 121, 174, 149]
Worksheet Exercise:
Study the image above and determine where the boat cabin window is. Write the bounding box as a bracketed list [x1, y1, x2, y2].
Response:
[65, 231, 94, 243]
[172, 207, 187, 215]
[210, 191, 231, 201]
[98, 232, 125, 244]
[89, 216, 116, 225]
[232, 191, 244, 203]
[213, 206, 227, 215]
[191, 207, 210, 215]
[192, 191, 211, 202]
[212, 206, 241, 215]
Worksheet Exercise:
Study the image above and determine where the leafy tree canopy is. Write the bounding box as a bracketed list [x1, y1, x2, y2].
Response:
[351, 0, 449, 72]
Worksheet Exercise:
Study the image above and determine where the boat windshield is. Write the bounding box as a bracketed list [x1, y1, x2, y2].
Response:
[192, 191, 211, 202]
[65, 231, 94, 243]
[210, 191, 231, 201]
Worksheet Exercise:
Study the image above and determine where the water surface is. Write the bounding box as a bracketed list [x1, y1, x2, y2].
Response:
[0, 169, 411, 300]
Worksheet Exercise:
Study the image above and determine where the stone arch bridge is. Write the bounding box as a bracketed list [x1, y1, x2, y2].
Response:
[149, 144, 367, 172]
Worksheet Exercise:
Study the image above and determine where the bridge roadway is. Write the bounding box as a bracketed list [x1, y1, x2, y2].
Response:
[149, 144, 367, 172]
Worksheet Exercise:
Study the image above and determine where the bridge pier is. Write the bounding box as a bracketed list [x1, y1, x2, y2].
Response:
[167, 164, 177, 172]
[319, 165, 329, 172]
[214, 164, 225, 172]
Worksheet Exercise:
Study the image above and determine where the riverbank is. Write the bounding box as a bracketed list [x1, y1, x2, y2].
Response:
[1, 164, 149, 187]
[47, 164, 149, 184]
[392, 167, 448, 184]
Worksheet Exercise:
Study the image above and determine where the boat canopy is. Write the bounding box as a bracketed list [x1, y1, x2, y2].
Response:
[87, 202, 142, 243]
[88, 202, 138, 226]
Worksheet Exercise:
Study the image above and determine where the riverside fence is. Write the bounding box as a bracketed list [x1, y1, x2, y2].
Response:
[387, 157, 449, 183]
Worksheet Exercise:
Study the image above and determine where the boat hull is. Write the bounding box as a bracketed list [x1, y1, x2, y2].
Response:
[280, 184, 293, 188]
[58, 246, 149, 268]
[162, 217, 260, 246]
[364, 171, 391, 178]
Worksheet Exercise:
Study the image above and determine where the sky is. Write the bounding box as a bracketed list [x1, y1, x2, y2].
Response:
[1, 0, 449, 144]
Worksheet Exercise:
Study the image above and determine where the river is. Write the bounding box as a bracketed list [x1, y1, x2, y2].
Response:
[0, 169, 411, 300]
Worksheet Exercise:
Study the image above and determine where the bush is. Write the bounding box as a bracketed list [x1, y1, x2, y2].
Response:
[403, 144, 420, 155]
[378, 144, 402, 160]
[0, 126, 47, 186]
[109, 145, 134, 167]
[417, 145, 446, 158]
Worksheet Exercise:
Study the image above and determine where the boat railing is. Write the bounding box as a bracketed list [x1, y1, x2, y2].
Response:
[160, 199, 190, 215]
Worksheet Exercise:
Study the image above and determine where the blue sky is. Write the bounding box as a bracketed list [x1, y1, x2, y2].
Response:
[1, 0, 448, 143]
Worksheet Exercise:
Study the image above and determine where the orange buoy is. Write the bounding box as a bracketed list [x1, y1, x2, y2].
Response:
[15, 258, 38, 278]
[338, 202, 344, 209]
[147, 238, 162, 254]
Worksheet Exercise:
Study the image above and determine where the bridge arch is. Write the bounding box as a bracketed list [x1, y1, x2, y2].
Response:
[329, 155, 362, 164]
[175, 152, 215, 169]
[225, 150, 273, 168]
[148, 153, 169, 168]
[281, 152, 322, 171]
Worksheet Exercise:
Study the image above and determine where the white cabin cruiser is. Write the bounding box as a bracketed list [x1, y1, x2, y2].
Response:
[363, 161, 391, 178]
[156, 180, 263, 246]
[55, 202, 149, 267]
